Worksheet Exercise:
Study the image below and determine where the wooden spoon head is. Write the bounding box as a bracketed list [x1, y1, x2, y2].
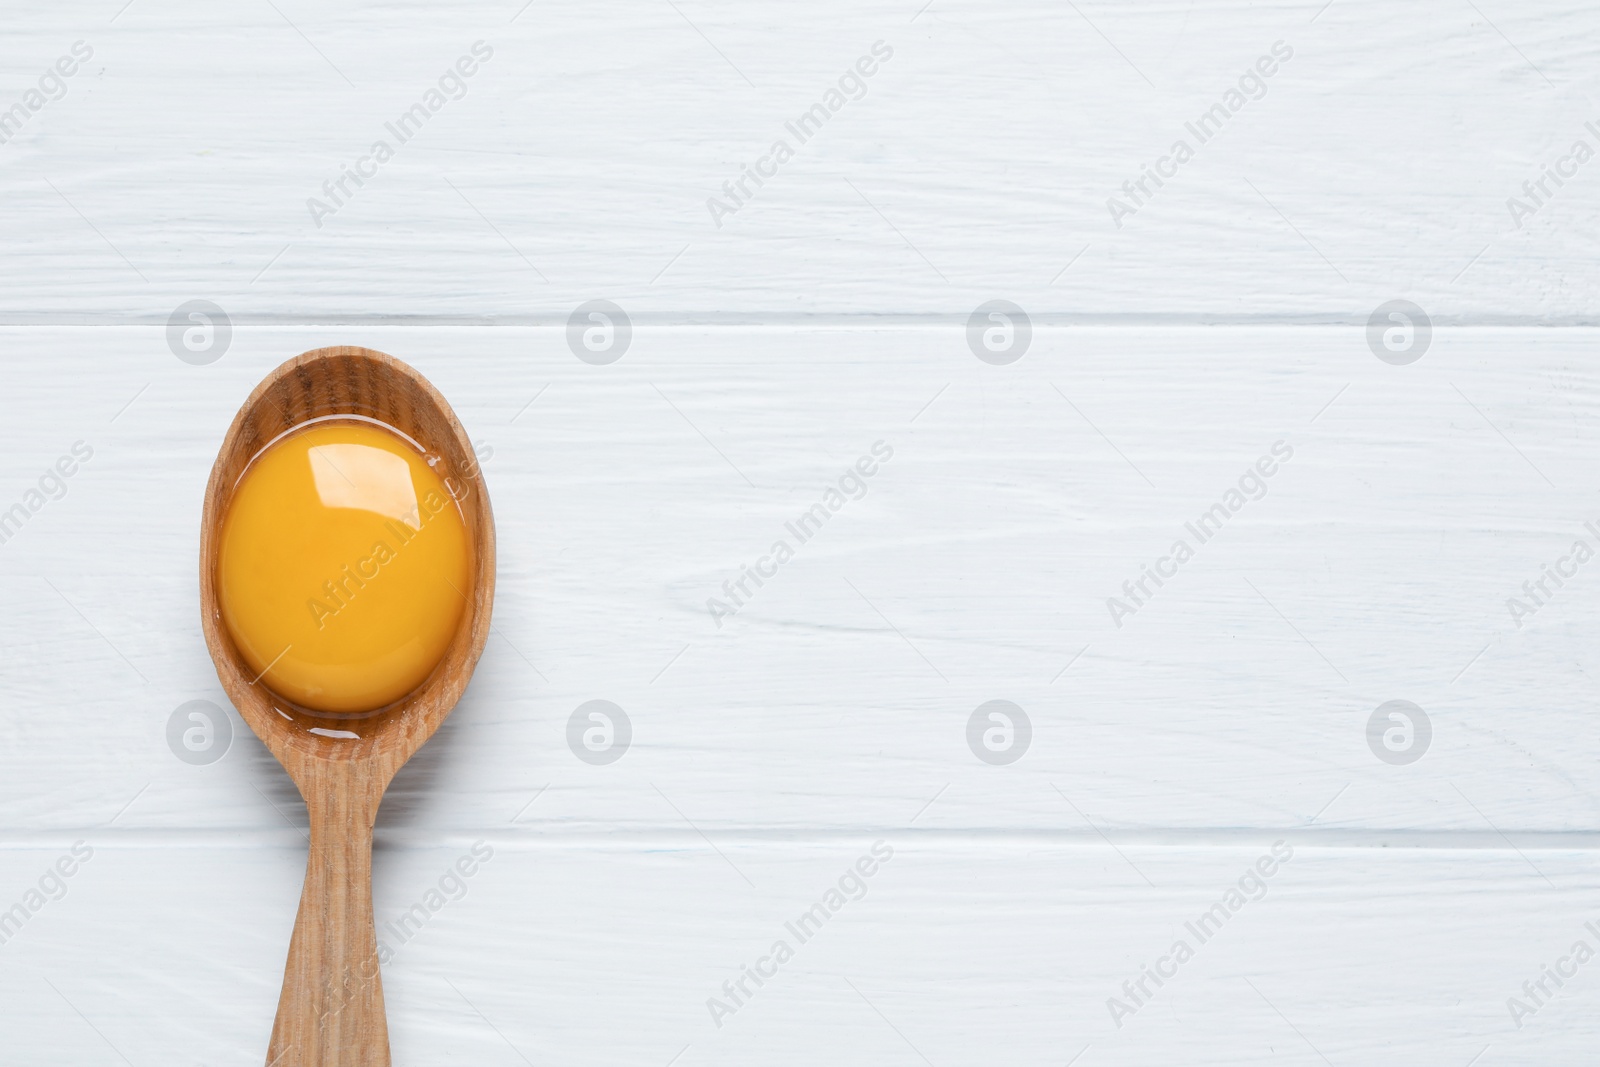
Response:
[199, 347, 495, 784]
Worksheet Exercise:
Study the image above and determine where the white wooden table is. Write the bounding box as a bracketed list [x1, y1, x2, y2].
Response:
[3, 2, 1598, 1063]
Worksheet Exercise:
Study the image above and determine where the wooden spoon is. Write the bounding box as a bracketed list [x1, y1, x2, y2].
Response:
[199, 347, 495, 1067]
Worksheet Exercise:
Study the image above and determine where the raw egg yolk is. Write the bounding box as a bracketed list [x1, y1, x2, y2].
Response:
[216, 421, 471, 713]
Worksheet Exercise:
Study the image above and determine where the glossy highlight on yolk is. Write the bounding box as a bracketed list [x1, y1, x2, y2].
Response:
[216, 420, 471, 714]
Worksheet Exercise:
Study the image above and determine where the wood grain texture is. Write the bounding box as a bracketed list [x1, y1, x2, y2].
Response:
[3, 841, 1600, 1064]
[271, 761, 388, 1066]
[7, 325, 1598, 837]
[3, 0, 1600, 1061]
[3, 322, 1596, 1057]
[0, 1, 1596, 322]
[198, 348, 496, 1064]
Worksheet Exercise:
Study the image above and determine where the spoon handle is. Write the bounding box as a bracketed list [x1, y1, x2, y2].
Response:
[267, 763, 389, 1066]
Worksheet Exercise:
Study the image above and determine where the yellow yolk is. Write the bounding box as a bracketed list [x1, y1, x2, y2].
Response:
[216, 421, 471, 714]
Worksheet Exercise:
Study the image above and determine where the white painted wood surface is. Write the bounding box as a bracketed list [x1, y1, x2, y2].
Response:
[1, 0, 1597, 321]
[3, 0, 1600, 1062]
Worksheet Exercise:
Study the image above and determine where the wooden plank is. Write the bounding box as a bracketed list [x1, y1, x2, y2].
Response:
[0, 841, 1594, 1063]
[1, 325, 1597, 838]
[2, 3, 1597, 1056]
[0, 2, 1594, 320]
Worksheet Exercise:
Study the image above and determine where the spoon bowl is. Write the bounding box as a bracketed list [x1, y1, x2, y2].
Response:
[199, 346, 495, 1067]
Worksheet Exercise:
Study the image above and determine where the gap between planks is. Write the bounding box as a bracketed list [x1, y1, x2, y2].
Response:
[5, 828, 1600, 851]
